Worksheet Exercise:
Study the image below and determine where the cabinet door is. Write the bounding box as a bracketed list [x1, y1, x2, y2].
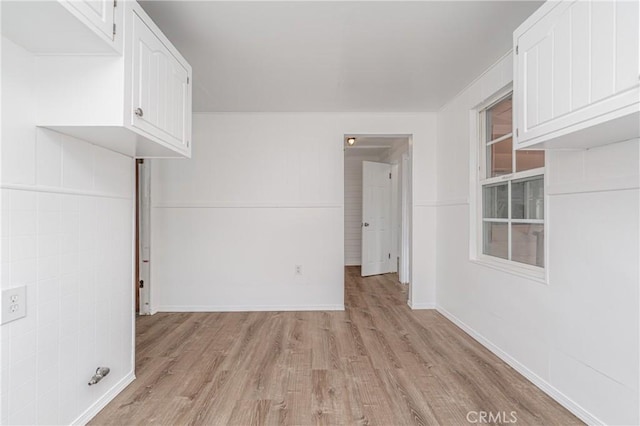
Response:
[131, 11, 190, 150]
[61, 0, 115, 42]
[515, 0, 639, 147]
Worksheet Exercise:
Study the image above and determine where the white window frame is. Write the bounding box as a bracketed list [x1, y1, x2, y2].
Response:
[469, 86, 547, 283]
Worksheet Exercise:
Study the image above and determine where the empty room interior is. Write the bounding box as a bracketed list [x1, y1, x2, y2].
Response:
[0, 0, 639, 425]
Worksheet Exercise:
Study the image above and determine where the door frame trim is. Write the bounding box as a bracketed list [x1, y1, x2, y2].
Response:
[343, 133, 413, 304]
[137, 160, 152, 315]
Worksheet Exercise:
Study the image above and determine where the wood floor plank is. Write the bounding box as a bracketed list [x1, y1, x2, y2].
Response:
[284, 365, 313, 425]
[227, 399, 272, 426]
[90, 267, 582, 426]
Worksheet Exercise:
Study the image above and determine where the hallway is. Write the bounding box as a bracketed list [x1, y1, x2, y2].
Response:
[90, 267, 580, 425]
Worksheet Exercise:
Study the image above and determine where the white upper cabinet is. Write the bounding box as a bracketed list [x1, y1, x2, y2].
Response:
[33, 2, 192, 158]
[1, 0, 121, 54]
[131, 12, 191, 151]
[514, 0, 639, 149]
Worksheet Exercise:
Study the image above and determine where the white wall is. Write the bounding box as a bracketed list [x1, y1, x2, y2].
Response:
[344, 150, 383, 266]
[1, 38, 135, 425]
[436, 52, 639, 425]
[150, 112, 437, 311]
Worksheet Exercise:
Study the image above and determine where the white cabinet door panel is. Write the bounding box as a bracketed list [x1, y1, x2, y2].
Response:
[131, 12, 189, 150]
[537, 35, 553, 125]
[590, 1, 615, 103]
[552, 10, 572, 118]
[569, 0, 590, 112]
[615, 0, 640, 94]
[524, 44, 539, 129]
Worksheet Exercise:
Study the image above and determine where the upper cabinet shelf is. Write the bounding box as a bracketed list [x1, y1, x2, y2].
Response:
[1, 0, 122, 54]
[513, 0, 639, 150]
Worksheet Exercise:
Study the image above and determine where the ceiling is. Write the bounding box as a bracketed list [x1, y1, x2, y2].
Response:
[140, 1, 543, 113]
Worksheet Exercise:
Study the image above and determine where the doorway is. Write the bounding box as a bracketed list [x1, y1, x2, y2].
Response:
[343, 135, 412, 296]
[136, 159, 152, 315]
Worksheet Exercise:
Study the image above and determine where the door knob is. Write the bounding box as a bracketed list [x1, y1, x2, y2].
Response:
[135, 107, 144, 117]
[363, 222, 370, 227]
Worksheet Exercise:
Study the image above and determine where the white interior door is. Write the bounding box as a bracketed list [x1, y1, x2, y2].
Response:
[361, 161, 393, 277]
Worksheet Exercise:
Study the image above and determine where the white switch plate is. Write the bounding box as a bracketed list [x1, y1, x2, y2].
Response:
[2, 286, 26, 325]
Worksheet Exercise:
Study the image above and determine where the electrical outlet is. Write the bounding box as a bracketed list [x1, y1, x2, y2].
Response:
[2, 286, 26, 325]
[294, 265, 303, 276]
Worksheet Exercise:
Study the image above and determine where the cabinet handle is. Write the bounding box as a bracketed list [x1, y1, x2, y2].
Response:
[135, 107, 144, 117]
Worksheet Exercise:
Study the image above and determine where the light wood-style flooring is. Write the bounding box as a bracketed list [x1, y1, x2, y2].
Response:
[90, 267, 581, 425]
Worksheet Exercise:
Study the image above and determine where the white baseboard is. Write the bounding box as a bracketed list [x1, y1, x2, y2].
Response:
[73, 371, 135, 426]
[436, 306, 603, 426]
[408, 301, 436, 310]
[157, 304, 345, 312]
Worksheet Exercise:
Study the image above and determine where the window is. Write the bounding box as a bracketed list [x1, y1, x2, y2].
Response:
[478, 93, 545, 269]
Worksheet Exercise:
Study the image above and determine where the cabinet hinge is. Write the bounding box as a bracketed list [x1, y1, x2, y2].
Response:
[516, 45, 519, 55]
[388, 253, 391, 259]
[389, 172, 391, 179]
[113, 23, 116, 36]
[516, 128, 519, 137]
[187, 76, 190, 84]
[113, 0, 117, 7]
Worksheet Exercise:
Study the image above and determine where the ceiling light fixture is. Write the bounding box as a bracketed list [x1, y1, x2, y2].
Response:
[347, 137, 356, 145]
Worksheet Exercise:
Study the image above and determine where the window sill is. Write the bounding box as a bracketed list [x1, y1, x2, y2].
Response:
[470, 257, 547, 285]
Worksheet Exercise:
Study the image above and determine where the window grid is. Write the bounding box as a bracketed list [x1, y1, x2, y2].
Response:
[478, 93, 545, 269]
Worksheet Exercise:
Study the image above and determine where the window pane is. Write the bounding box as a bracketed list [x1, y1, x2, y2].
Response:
[516, 150, 545, 172]
[483, 222, 508, 260]
[512, 176, 544, 220]
[486, 97, 512, 141]
[512, 224, 544, 267]
[483, 184, 508, 218]
[487, 137, 513, 177]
